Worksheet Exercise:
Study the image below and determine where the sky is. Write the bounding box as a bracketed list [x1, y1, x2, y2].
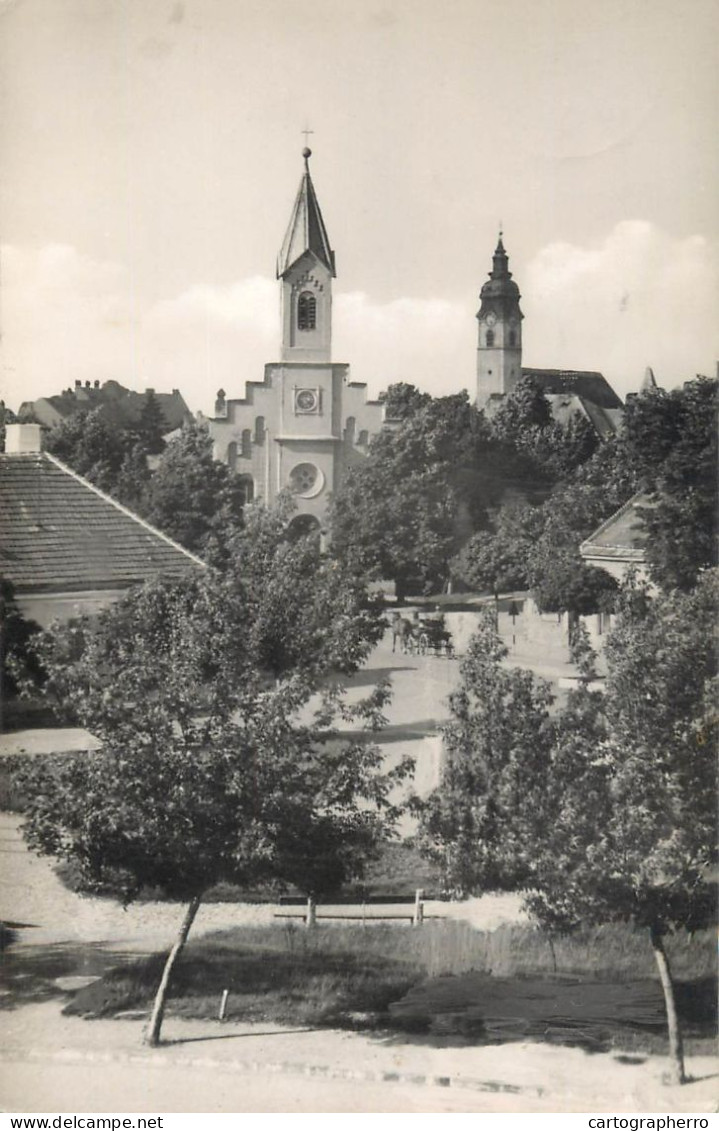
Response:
[1, 0, 717, 415]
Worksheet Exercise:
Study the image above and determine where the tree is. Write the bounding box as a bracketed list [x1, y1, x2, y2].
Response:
[616, 377, 718, 590]
[0, 580, 43, 730]
[16, 512, 407, 1047]
[140, 420, 246, 565]
[45, 410, 133, 495]
[418, 575, 718, 1084]
[377, 382, 432, 421]
[417, 613, 557, 895]
[490, 374, 552, 437]
[330, 392, 500, 598]
[450, 504, 545, 594]
[132, 389, 167, 455]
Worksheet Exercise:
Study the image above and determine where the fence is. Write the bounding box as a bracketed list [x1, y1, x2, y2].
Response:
[274, 888, 431, 927]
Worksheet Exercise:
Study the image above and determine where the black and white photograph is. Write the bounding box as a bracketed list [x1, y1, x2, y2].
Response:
[0, 0, 717, 1118]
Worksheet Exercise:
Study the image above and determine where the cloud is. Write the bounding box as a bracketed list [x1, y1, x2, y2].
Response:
[1, 244, 137, 406]
[524, 221, 718, 397]
[2, 223, 716, 416]
[335, 292, 474, 398]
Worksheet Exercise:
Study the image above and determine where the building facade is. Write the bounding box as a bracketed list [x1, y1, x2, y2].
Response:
[205, 149, 387, 534]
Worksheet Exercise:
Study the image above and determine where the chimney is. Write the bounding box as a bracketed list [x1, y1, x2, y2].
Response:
[94, 379, 100, 388]
[75, 379, 82, 388]
[85, 381, 91, 388]
[5, 423, 43, 455]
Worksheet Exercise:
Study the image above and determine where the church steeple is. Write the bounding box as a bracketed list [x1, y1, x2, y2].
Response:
[278, 149, 335, 364]
[277, 148, 336, 279]
[476, 232, 523, 407]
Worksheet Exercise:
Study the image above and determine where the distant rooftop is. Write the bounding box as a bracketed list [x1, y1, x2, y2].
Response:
[18, 381, 192, 433]
[521, 368, 624, 410]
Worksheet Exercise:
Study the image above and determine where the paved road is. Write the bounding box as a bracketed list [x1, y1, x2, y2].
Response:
[0, 1059, 545, 1114]
[2, 1003, 716, 1114]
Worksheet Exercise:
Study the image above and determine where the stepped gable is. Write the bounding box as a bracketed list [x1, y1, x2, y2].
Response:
[0, 450, 204, 595]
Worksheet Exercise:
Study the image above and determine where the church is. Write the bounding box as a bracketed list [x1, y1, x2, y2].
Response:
[204, 148, 388, 536]
[475, 234, 624, 437]
[206, 150, 624, 527]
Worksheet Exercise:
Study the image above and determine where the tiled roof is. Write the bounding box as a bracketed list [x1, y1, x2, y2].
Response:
[580, 492, 653, 562]
[0, 452, 205, 593]
[522, 368, 623, 410]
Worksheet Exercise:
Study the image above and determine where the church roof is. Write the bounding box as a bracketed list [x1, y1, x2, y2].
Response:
[277, 149, 336, 278]
[0, 448, 205, 595]
[521, 369, 623, 409]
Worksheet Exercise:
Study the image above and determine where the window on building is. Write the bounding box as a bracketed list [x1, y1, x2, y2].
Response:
[237, 475, 254, 504]
[254, 417, 265, 444]
[241, 429, 252, 459]
[509, 330, 516, 347]
[486, 330, 495, 347]
[297, 291, 316, 331]
[226, 441, 238, 472]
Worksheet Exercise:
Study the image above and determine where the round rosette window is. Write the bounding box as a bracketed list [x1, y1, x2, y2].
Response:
[288, 462, 325, 498]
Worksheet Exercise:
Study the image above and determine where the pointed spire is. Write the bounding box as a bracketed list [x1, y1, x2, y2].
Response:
[491, 230, 511, 280]
[640, 366, 658, 393]
[277, 148, 336, 279]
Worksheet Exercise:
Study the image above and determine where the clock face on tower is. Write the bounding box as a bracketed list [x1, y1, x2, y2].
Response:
[294, 388, 320, 414]
[485, 312, 497, 327]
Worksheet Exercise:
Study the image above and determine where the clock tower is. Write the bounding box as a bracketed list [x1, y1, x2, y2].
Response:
[205, 148, 386, 534]
[476, 234, 523, 408]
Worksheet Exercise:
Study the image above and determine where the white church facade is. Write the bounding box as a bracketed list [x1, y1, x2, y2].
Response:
[204, 148, 388, 535]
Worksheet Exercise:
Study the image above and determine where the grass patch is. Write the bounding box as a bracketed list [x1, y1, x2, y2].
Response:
[64, 919, 716, 1054]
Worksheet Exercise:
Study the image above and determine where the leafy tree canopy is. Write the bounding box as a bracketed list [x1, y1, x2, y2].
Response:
[140, 420, 245, 566]
[377, 382, 432, 421]
[16, 506, 405, 1044]
[330, 392, 504, 597]
[417, 573, 718, 1081]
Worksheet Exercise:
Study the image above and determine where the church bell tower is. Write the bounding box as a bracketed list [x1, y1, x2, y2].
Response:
[476, 234, 523, 407]
[277, 147, 335, 363]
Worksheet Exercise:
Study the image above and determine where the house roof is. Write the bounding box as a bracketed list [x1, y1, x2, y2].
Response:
[0, 450, 205, 594]
[579, 492, 653, 563]
[277, 149, 336, 278]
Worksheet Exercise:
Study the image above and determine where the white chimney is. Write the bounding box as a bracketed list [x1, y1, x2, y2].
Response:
[4, 423, 43, 455]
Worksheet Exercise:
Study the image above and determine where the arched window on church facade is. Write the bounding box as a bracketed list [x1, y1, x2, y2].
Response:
[486, 330, 495, 347]
[227, 441, 238, 472]
[254, 417, 265, 444]
[241, 429, 252, 459]
[237, 475, 254, 505]
[297, 291, 316, 331]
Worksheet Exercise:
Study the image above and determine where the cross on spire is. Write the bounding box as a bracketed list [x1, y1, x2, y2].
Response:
[301, 126, 314, 146]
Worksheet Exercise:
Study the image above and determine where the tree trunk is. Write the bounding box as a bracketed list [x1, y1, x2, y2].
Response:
[144, 894, 202, 1047]
[650, 924, 686, 1085]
